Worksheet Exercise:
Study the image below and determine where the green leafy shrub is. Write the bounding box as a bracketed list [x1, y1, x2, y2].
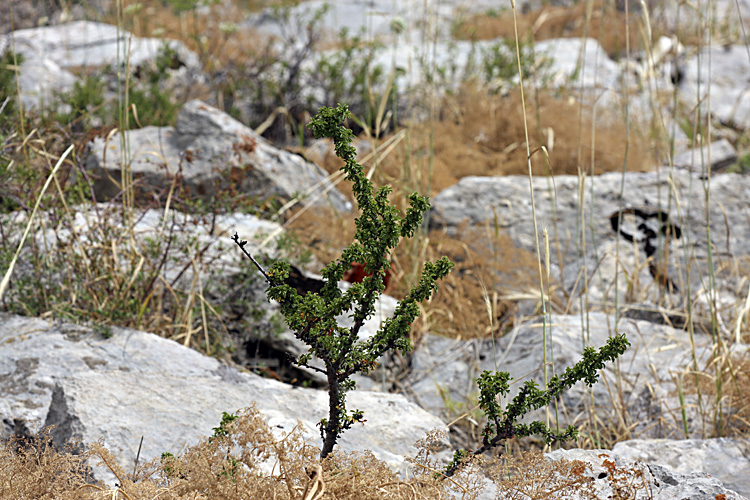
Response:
[442, 333, 630, 477]
[55, 71, 106, 128]
[218, 3, 390, 142]
[234, 103, 454, 458]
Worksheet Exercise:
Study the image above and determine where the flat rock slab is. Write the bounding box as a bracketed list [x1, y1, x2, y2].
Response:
[613, 437, 750, 498]
[0, 313, 450, 484]
[429, 169, 750, 309]
[545, 448, 748, 500]
[429, 169, 750, 263]
[4, 20, 199, 69]
[85, 100, 352, 211]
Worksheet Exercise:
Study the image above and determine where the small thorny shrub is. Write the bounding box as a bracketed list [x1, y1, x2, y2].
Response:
[235, 103, 454, 459]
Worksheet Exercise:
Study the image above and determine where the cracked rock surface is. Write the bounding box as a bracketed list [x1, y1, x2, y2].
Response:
[0, 313, 451, 484]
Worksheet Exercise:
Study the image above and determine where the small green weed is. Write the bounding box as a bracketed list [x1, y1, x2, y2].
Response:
[480, 37, 545, 90]
[212, 411, 240, 439]
[54, 44, 181, 130]
[311, 28, 390, 136]
[0, 50, 21, 130]
[729, 152, 750, 173]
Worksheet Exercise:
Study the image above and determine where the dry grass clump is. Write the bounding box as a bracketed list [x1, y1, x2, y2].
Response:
[1, 193, 231, 354]
[0, 428, 92, 498]
[418, 85, 651, 189]
[305, 88, 652, 202]
[4, 406, 645, 500]
[453, 0, 639, 58]
[103, 0, 274, 70]
[400, 227, 540, 340]
[0, 129, 243, 356]
[487, 450, 597, 500]
[0, 406, 481, 500]
[724, 356, 750, 434]
[304, 84, 653, 201]
[681, 351, 750, 437]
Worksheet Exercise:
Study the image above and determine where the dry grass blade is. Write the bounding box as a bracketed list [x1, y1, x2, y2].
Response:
[0, 144, 74, 302]
[735, 282, 750, 343]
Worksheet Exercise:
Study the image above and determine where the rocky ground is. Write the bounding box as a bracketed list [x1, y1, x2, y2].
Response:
[1, 0, 749, 498]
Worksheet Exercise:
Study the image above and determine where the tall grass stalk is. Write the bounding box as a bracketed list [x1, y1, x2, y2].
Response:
[8, 30, 25, 142]
[736, 286, 750, 343]
[612, 0, 633, 329]
[698, 0, 727, 437]
[662, 0, 702, 438]
[0, 145, 75, 301]
[509, 0, 560, 444]
[569, 0, 602, 445]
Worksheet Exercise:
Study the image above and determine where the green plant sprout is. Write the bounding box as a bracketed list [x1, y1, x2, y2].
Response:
[441, 333, 630, 478]
[211, 411, 240, 440]
[233, 104, 453, 459]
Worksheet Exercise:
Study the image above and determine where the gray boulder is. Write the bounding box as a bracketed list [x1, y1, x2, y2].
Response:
[85, 100, 352, 211]
[429, 170, 750, 313]
[0, 313, 450, 484]
[535, 37, 620, 90]
[14, 57, 77, 112]
[3, 21, 202, 111]
[4, 20, 199, 70]
[369, 37, 617, 101]
[613, 438, 750, 498]
[429, 169, 750, 263]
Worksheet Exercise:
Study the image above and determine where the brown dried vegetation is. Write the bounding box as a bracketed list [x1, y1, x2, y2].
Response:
[683, 353, 750, 437]
[104, 1, 274, 71]
[418, 85, 652, 187]
[2, 406, 658, 500]
[309, 87, 652, 199]
[453, 1, 640, 58]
